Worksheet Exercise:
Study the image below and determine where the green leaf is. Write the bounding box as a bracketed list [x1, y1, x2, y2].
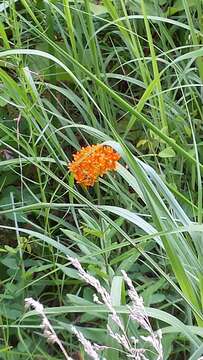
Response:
[168, 0, 197, 15]
[1, 255, 18, 269]
[105, 276, 123, 360]
[158, 147, 176, 158]
[89, 3, 107, 15]
[0, 92, 10, 107]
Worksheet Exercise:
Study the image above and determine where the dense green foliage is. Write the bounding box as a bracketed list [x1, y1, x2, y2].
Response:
[0, 0, 203, 359]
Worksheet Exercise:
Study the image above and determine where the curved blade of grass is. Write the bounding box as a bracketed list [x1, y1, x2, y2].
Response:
[21, 303, 201, 347]
[0, 48, 202, 172]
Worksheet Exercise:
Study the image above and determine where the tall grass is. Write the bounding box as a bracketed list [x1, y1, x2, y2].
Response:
[0, 1, 203, 359]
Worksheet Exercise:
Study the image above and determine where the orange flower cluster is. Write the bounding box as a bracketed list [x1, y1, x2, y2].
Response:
[68, 144, 120, 187]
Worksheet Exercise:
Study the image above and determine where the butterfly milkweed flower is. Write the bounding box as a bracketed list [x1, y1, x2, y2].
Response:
[68, 144, 120, 187]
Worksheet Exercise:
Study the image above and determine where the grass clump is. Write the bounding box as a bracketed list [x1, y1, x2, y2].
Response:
[0, 1, 203, 359]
